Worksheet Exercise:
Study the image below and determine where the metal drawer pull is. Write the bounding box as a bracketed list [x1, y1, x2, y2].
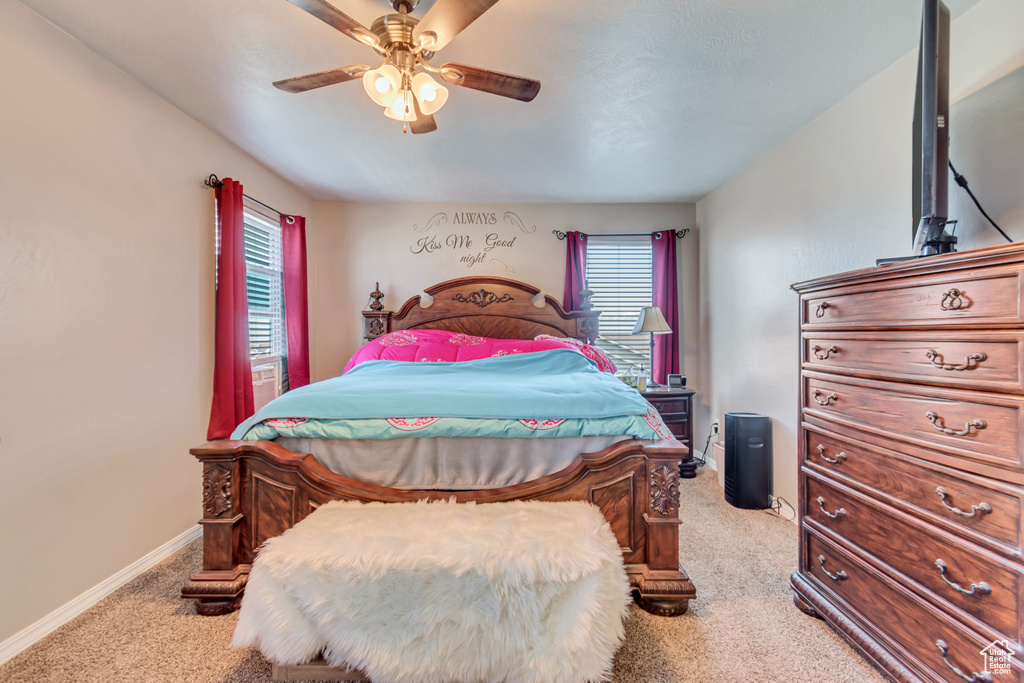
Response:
[936, 640, 994, 683]
[925, 349, 987, 371]
[940, 288, 968, 311]
[817, 555, 848, 581]
[812, 345, 839, 360]
[934, 559, 992, 597]
[816, 497, 846, 519]
[812, 389, 838, 406]
[814, 302, 830, 318]
[816, 445, 847, 464]
[925, 411, 987, 437]
[935, 487, 993, 519]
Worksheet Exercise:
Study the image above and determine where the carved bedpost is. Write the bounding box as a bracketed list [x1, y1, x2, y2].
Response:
[181, 447, 248, 616]
[579, 280, 595, 310]
[633, 441, 695, 616]
[363, 283, 392, 341]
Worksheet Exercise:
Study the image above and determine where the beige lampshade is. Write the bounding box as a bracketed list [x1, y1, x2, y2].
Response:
[631, 306, 672, 334]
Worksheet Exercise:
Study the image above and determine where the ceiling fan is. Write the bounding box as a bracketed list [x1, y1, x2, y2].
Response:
[273, 0, 541, 134]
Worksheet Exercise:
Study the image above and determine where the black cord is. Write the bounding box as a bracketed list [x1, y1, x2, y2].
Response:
[765, 496, 796, 522]
[949, 160, 1013, 243]
[696, 425, 715, 468]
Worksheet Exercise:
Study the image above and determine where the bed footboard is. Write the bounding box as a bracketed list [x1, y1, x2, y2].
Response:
[182, 439, 696, 617]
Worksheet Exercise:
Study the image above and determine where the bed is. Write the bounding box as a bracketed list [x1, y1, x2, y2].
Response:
[182, 276, 696, 617]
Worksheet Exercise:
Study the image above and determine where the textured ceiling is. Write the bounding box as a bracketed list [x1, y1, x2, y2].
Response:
[20, 0, 980, 203]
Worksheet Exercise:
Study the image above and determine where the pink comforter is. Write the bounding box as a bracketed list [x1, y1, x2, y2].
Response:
[343, 330, 580, 374]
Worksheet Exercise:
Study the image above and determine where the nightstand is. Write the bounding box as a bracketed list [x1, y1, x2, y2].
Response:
[640, 387, 696, 478]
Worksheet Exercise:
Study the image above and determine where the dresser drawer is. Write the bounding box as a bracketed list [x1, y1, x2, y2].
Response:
[805, 473, 1024, 644]
[803, 332, 1024, 393]
[804, 372, 1024, 471]
[805, 426, 1024, 558]
[645, 399, 690, 416]
[804, 528, 1023, 683]
[801, 267, 1024, 330]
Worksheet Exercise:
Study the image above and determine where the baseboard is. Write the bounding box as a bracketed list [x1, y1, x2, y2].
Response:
[0, 524, 201, 665]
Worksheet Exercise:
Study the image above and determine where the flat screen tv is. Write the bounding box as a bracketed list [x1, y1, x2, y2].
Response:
[878, 0, 953, 266]
[912, 0, 955, 256]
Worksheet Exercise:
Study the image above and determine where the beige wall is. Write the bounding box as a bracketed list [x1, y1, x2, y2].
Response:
[312, 202, 697, 383]
[0, 2, 314, 643]
[695, 0, 1024, 509]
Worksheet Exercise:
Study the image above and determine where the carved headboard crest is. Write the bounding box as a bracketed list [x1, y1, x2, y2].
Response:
[361, 277, 599, 344]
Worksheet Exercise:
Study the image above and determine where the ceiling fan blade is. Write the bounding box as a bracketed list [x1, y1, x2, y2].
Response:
[414, 0, 500, 51]
[273, 65, 370, 93]
[409, 95, 438, 134]
[439, 63, 541, 102]
[287, 0, 380, 48]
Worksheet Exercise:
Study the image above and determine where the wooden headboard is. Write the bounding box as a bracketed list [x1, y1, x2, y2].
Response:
[361, 277, 600, 343]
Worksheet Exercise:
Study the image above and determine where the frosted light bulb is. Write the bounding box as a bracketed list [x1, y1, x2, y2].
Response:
[363, 65, 400, 107]
[411, 72, 447, 115]
[384, 91, 417, 122]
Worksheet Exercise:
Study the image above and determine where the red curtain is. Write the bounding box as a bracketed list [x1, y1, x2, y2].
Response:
[282, 215, 310, 389]
[562, 231, 588, 311]
[207, 179, 254, 439]
[652, 230, 679, 384]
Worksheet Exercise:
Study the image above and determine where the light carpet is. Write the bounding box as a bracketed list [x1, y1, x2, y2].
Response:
[0, 468, 885, 682]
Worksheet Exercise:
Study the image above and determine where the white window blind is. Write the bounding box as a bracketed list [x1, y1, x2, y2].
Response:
[585, 235, 652, 373]
[243, 204, 287, 362]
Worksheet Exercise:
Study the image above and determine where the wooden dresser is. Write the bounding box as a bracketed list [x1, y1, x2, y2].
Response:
[791, 244, 1024, 683]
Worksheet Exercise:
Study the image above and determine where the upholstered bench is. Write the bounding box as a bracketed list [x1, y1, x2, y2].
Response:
[233, 498, 631, 683]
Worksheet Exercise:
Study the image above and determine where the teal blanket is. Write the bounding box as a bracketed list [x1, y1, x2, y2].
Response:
[232, 349, 653, 440]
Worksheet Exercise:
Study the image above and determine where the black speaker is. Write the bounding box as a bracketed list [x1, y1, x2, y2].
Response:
[723, 412, 772, 509]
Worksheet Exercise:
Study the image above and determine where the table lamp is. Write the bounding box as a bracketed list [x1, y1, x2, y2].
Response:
[631, 306, 672, 386]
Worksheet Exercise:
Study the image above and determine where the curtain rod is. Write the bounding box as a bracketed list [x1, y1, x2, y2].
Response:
[204, 174, 295, 223]
[552, 229, 690, 240]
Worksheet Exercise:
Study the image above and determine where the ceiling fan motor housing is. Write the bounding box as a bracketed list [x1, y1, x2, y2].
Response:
[371, 13, 419, 51]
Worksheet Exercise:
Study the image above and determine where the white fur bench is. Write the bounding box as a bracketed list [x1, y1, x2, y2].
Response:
[233, 498, 631, 683]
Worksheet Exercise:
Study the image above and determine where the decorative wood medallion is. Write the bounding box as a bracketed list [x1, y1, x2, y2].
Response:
[452, 289, 513, 308]
[369, 318, 385, 336]
[202, 465, 232, 517]
[650, 465, 680, 515]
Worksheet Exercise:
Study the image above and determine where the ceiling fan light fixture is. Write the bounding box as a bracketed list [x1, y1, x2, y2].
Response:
[411, 72, 448, 115]
[384, 89, 418, 122]
[362, 64, 401, 106]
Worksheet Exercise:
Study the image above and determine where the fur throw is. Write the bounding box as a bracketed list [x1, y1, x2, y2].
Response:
[232, 498, 631, 683]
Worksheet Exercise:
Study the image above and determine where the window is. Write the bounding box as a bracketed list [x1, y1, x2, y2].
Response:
[242, 202, 288, 406]
[243, 205, 287, 361]
[585, 236, 652, 373]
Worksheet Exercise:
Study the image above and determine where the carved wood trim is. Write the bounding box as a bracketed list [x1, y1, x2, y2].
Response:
[202, 465, 232, 517]
[650, 464, 680, 515]
[362, 277, 600, 342]
[451, 289, 513, 308]
[791, 572, 918, 682]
